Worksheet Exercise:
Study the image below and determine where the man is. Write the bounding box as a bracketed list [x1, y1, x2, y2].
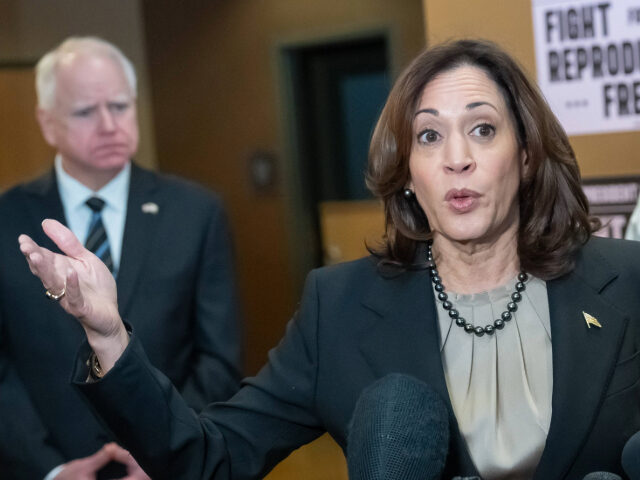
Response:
[0, 37, 243, 479]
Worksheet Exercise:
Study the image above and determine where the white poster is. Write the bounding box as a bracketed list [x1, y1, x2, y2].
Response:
[532, 0, 640, 135]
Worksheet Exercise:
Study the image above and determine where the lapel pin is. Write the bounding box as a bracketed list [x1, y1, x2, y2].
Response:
[583, 311, 602, 329]
[141, 202, 159, 214]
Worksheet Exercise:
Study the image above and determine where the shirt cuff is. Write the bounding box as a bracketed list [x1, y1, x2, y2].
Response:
[43, 464, 65, 480]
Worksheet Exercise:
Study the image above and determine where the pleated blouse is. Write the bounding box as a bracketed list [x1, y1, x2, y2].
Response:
[435, 275, 553, 480]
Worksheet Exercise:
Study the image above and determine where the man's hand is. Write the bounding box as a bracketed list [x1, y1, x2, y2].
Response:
[19, 219, 128, 372]
[106, 443, 152, 480]
[54, 443, 151, 480]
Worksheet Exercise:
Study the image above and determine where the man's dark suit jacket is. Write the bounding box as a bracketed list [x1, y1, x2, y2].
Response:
[0, 164, 243, 478]
[76, 235, 640, 480]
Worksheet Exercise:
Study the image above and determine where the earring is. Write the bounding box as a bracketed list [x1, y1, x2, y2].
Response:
[403, 188, 413, 199]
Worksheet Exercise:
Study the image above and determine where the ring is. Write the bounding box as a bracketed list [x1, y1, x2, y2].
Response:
[45, 286, 66, 301]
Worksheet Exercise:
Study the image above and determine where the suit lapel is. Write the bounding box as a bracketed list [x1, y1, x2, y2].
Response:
[116, 164, 161, 316]
[358, 265, 477, 475]
[533, 243, 628, 480]
[21, 170, 85, 345]
[23, 170, 67, 249]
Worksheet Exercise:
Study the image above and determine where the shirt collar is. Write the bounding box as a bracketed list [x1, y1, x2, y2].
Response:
[54, 155, 131, 213]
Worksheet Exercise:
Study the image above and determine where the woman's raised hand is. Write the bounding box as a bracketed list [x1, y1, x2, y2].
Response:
[19, 219, 129, 372]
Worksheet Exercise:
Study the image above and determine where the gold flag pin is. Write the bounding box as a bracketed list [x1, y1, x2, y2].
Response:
[583, 311, 602, 329]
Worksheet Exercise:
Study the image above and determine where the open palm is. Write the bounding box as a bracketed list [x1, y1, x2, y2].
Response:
[19, 219, 128, 367]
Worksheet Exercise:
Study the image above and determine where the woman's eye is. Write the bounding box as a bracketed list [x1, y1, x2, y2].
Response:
[418, 129, 440, 144]
[470, 123, 495, 138]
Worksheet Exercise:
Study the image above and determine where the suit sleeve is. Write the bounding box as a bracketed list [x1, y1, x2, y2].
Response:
[73, 270, 325, 480]
[0, 343, 66, 478]
[179, 199, 243, 409]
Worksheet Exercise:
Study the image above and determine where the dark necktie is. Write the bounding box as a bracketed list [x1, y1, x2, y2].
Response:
[85, 197, 113, 272]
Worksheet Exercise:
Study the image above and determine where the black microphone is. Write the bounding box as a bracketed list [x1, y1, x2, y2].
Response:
[347, 373, 449, 480]
[622, 430, 640, 479]
[582, 473, 622, 479]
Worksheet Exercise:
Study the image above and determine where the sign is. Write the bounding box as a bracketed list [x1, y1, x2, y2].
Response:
[582, 176, 640, 237]
[532, 0, 640, 135]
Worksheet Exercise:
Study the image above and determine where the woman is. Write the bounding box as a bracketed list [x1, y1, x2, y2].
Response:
[19, 39, 640, 479]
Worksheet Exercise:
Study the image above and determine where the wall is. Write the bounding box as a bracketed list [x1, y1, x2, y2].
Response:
[422, 0, 640, 178]
[143, 0, 426, 374]
[0, 69, 55, 189]
[0, 0, 156, 169]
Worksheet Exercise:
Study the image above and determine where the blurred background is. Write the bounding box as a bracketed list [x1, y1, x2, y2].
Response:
[1, 1, 639, 477]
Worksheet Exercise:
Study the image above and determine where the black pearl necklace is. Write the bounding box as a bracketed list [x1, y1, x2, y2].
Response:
[428, 242, 528, 337]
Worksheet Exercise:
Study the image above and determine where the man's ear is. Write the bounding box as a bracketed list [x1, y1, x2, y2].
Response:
[36, 108, 57, 147]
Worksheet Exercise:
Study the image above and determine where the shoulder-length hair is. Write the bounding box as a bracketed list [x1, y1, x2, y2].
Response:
[366, 38, 599, 280]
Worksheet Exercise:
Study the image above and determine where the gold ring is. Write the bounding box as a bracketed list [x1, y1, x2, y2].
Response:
[45, 286, 66, 301]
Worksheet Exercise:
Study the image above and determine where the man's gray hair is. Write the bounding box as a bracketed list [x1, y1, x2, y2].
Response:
[36, 36, 137, 110]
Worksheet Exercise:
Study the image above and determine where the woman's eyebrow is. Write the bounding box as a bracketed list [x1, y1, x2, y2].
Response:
[467, 101, 498, 112]
[414, 108, 438, 117]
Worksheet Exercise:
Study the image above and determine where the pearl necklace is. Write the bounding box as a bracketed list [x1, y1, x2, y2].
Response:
[428, 242, 528, 337]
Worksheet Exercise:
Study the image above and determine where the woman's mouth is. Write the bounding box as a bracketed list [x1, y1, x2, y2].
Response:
[445, 188, 481, 213]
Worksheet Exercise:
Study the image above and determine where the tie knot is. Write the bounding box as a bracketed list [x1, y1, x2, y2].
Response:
[86, 197, 106, 213]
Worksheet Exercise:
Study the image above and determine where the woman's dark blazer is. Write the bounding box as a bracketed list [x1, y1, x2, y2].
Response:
[75, 235, 640, 480]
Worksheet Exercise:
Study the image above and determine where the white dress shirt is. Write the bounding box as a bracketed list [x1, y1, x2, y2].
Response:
[54, 156, 130, 275]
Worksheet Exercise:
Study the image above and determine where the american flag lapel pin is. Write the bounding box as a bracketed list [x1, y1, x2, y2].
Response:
[583, 311, 602, 329]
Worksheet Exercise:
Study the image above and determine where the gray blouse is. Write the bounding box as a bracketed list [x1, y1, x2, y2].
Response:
[435, 276, 552, 480]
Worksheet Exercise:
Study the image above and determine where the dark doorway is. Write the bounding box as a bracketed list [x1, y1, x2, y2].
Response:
[284, 35, 390, 270]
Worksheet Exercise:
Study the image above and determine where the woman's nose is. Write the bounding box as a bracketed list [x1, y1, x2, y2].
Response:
[443, 135, 476, 174]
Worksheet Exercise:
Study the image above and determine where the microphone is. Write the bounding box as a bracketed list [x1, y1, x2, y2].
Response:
[622, 430, 640, 479]
[582, 473, 622, 479]
[347, 373, 449, 480]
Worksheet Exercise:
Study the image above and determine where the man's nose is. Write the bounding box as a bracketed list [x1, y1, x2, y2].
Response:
[97, 106, 116, 132]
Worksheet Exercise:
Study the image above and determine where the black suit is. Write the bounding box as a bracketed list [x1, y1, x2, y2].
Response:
[0, 164, 243, 478]
[76, 235, 640, 479]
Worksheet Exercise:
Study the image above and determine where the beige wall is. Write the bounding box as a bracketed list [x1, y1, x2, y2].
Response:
[0, 69, 54, 189]
[423, 0, 640, 178]
[144, 0, 426, 374]
[0, 0, 156, 169]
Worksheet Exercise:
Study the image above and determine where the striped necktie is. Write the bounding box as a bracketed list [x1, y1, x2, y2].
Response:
[85, 197, 113, 272]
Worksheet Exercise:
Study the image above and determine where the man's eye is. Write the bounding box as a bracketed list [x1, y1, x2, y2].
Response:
[110, 102, 129, 113]
[72, 107, 94, 118]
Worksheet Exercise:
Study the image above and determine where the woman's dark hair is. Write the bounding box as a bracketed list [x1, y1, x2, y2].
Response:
[366, 38, 599, 280]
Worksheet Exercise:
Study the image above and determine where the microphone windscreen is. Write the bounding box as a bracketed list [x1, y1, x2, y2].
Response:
[347, 373, 449, 480]
[622, 430, 640, 480]
[582, 473, 622, 479]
